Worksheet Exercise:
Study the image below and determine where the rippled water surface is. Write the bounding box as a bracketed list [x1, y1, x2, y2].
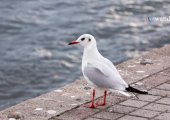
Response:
[0, 0, 170, 110]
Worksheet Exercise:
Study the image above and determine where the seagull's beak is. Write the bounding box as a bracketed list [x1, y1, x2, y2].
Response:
[68, 41, 79, 45]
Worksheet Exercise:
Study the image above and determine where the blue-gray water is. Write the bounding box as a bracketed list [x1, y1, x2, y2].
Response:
[0, 0, 170, 110]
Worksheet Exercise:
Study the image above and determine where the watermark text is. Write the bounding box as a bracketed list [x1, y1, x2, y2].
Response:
[146, 16, 170, 22]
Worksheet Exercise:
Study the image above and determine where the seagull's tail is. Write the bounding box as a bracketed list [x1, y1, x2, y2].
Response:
[110, 89, 132, 97]
[126, 85, 148, 94]
[118, 91, 131, 97]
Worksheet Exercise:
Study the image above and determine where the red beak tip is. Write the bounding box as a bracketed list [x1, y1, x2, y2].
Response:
[68, 41, 79, 45]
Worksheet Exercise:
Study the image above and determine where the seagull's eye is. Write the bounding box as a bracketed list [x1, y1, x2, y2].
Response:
[81, 38, 85, 41]
[89, 38, 91, 42]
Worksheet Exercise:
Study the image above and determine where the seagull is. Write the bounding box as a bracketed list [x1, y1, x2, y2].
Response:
[68, 34, 148, 108]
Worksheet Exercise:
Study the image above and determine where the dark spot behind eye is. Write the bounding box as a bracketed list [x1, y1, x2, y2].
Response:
[89, 38, 91, 42]
[81, 38, 85, 41]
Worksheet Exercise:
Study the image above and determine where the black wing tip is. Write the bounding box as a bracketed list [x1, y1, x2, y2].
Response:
[126, 85, 148, 94]
[142, 91, 148, 94]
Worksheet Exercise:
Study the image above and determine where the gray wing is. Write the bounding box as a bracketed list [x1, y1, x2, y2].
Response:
[83, 63, 127, 90]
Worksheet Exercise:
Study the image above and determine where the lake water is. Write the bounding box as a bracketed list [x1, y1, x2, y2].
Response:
[0, 0, 170, 110]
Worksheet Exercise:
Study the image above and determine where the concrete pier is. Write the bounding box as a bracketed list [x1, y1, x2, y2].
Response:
[0, 44, 170, 120]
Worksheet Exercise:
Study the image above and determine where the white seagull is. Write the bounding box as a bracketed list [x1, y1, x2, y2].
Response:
[68, 34, 148, 108]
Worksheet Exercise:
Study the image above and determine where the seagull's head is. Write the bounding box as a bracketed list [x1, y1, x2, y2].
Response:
[68, 34, 97, 48]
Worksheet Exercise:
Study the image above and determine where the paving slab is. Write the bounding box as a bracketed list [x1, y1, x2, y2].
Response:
[149, 88, 170, 97]
[143, 103, 170, 112]
[84, 118, 102, 120]
[132, 94, 161, 102]
[117, 115, 148, 120]
[130, 109, 160, 118]
[119, 99, 148, 108]
[155, 97, 170, 105]
[50, 106, 100, 120]
[154, 112, 170, 120]
[159, 68, 170, 77]
[92, 111, 123, 120]
[140, 72, 170, 90]
[156, 83, 170, 90]
[107, 105, 137, 114]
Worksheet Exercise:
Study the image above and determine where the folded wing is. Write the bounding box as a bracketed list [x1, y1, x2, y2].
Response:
[83, 61, 128, 90]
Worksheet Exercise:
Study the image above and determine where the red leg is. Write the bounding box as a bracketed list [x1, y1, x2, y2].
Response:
[84, 89, 96, 108]
[96, 90, 107, 106]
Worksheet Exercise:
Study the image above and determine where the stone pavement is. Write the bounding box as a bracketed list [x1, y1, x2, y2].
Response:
[0, 45, 170, 120]
[51, 67, 170, 120]
[50, 45, 170, 120]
